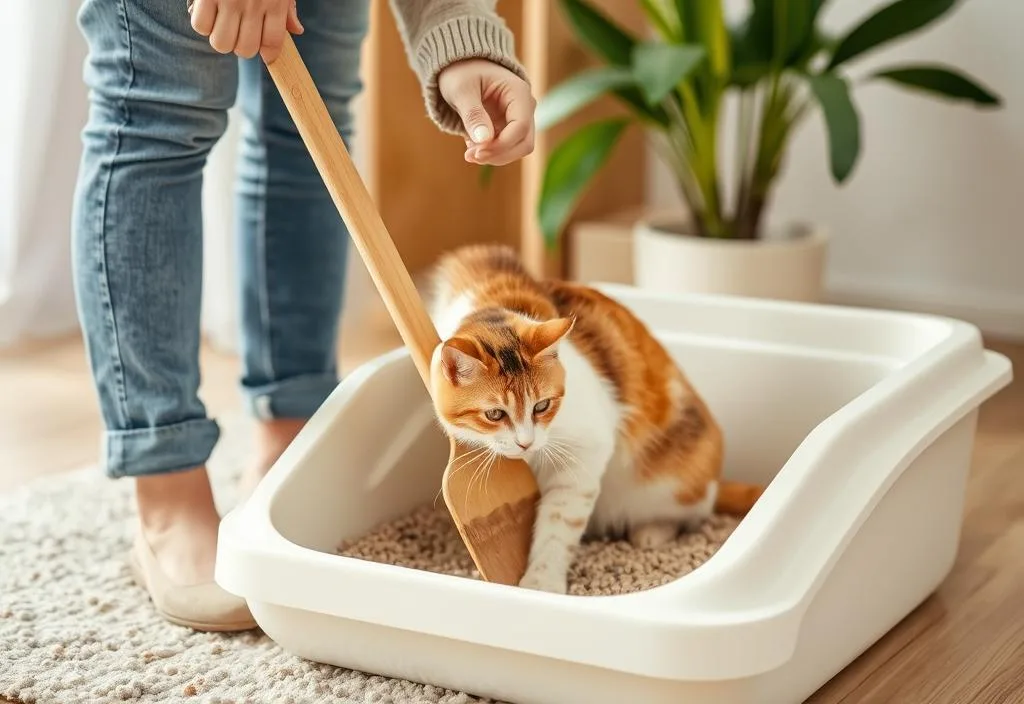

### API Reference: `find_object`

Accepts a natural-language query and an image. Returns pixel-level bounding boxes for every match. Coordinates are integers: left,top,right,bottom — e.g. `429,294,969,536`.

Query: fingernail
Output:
472,125,490,143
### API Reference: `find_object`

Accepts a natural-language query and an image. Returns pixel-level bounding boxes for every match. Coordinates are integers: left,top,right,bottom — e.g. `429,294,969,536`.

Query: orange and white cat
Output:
426,244,761,593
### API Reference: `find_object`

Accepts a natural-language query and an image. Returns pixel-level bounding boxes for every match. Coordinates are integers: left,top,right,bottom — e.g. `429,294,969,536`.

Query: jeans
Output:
72,0,369,478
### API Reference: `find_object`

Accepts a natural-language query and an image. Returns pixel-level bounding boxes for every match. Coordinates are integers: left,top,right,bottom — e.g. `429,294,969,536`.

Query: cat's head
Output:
430,310,574,459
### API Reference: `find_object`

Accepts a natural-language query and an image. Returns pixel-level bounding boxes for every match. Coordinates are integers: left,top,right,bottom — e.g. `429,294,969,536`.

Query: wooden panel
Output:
360,0,647,280
361,0,522,276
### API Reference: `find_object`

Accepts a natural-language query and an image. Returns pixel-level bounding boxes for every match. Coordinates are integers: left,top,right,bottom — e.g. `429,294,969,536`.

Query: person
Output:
71,0,535,632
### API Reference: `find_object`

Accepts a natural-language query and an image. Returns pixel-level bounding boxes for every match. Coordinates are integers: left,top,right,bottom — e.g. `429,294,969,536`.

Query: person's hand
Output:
438,59,536,167
187,0,304,63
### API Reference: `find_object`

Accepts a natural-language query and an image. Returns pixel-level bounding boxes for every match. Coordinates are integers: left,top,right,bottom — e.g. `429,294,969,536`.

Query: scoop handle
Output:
265,35,441,385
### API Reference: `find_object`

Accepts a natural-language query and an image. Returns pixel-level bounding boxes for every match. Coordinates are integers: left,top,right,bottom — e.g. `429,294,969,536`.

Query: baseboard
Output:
826,276,1024,342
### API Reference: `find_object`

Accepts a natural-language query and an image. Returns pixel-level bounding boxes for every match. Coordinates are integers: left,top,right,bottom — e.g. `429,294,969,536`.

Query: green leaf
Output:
772,0,812,65
792,27,837,69
806,73,861,182
734,4,772,65
478,164,494,188
729,0,827,86
536,67,638,131
871,65,1002,106
556,0,670,126
674,0,698,42
681,0,729,77
631,42,706,105
639,0,681,41
558,0,635,66
827,0,958,70
737,0,826,67
538,119,629,249
728,19,772,88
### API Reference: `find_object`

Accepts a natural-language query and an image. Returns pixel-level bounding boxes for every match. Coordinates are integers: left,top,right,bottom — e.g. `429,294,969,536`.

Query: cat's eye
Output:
534,399,551,414
484,408,506,422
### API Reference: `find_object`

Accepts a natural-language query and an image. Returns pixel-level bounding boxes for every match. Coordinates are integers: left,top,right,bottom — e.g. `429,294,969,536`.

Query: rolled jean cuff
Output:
103,418,221,479
243,372,339,420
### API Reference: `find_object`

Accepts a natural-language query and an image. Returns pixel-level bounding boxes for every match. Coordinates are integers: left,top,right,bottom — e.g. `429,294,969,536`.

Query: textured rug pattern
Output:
0,422,736,704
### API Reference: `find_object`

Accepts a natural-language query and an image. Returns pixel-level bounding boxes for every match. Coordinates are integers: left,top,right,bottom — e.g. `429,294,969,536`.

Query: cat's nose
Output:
516,440,533,450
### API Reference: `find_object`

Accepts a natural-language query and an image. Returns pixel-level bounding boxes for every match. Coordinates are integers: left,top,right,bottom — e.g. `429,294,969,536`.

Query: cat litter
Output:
215,284,1011,704
335,503,740,597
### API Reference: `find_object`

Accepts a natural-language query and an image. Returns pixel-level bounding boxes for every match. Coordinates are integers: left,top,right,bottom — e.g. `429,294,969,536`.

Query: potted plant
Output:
535,0,1002,301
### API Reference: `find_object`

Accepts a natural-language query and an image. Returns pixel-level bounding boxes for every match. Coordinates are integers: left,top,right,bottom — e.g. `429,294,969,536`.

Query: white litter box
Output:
216,284,1011,704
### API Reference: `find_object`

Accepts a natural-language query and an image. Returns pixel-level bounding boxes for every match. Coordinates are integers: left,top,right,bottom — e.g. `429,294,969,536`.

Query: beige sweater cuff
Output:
413,15,529,135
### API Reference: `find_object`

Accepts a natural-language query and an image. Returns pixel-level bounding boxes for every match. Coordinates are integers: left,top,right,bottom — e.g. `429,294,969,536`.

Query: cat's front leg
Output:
519,447,610,594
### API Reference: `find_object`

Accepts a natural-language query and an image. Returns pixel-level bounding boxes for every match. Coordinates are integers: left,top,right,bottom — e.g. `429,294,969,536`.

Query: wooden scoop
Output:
263,35,539,585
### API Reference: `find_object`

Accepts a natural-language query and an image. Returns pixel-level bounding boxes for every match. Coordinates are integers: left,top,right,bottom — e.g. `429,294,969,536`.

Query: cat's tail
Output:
714,480,764,516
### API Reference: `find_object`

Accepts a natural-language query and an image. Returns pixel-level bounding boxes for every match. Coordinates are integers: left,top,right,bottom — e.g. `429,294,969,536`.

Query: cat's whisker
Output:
546,441,583,490
433,444,491,508
539,446,556,472
482,450,498,504
547,442,574,463
467,449,495,508
546,441,577,473
543,445,576,486
450,444,491,468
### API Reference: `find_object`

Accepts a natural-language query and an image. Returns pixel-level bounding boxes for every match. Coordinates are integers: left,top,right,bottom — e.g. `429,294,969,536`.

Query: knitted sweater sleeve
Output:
388,0,528,135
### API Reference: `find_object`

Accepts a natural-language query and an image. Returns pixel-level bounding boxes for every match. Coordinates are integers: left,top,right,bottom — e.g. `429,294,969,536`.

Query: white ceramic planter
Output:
633,219,828,302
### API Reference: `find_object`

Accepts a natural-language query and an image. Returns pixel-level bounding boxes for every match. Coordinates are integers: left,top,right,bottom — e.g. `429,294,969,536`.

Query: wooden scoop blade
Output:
443,438,539,585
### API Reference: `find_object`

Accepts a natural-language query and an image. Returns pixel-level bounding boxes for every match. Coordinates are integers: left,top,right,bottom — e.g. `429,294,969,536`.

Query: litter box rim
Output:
216,287,1012,682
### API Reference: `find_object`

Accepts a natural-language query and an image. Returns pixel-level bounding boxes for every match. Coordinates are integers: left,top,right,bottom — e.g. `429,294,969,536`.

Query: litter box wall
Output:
216,285,1011,704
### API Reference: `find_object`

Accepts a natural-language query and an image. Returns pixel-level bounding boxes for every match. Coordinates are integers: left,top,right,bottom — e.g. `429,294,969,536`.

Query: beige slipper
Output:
128,535,258,632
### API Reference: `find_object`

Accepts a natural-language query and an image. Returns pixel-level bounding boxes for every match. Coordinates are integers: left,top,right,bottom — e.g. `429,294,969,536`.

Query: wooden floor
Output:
1,334,1021,703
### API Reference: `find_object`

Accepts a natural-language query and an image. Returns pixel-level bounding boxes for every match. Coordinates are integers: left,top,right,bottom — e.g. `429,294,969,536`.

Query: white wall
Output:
647,0,1024,339
0,5,87,346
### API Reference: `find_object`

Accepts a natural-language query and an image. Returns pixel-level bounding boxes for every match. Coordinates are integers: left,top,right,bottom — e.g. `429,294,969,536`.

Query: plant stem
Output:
652,129,707,236
736,72,797,240
732,87,755,236
671,86,726,237
705,91,726,237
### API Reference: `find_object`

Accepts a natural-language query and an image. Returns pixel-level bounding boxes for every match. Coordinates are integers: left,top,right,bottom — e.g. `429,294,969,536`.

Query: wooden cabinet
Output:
358,0,647,280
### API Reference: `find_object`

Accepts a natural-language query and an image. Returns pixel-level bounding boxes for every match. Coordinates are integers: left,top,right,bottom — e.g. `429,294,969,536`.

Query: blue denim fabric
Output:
72,0,369,478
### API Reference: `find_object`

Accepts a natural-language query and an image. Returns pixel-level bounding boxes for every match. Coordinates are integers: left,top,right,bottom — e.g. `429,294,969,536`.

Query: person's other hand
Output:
438,59,536,167
188,0,303,63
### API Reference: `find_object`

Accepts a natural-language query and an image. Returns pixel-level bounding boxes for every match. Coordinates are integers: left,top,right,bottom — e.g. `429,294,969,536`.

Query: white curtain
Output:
0,4,86,346
1,5,377,354
0,4,245,351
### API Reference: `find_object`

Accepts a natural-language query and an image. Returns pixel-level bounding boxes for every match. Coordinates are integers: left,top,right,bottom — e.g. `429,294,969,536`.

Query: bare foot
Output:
237,418,307,499
135,466,220,586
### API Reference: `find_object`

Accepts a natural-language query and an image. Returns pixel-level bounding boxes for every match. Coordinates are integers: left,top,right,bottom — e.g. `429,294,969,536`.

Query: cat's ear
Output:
525,317,574,360
440,336,486,385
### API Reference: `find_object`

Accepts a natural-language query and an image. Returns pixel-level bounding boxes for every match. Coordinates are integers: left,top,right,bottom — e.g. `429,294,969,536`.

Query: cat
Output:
425,244,763,594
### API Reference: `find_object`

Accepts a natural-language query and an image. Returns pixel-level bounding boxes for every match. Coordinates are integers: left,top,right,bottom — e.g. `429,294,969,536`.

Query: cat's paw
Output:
681,516,708,533
628,521,679,549
519,564,568,594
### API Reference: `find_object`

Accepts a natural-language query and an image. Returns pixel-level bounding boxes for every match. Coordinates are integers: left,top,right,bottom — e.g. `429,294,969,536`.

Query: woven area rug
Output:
0,418,495,704
0,417,737,704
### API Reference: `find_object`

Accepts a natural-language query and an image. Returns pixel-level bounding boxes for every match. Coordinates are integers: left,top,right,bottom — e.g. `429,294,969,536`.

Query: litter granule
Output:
337,504,739,596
